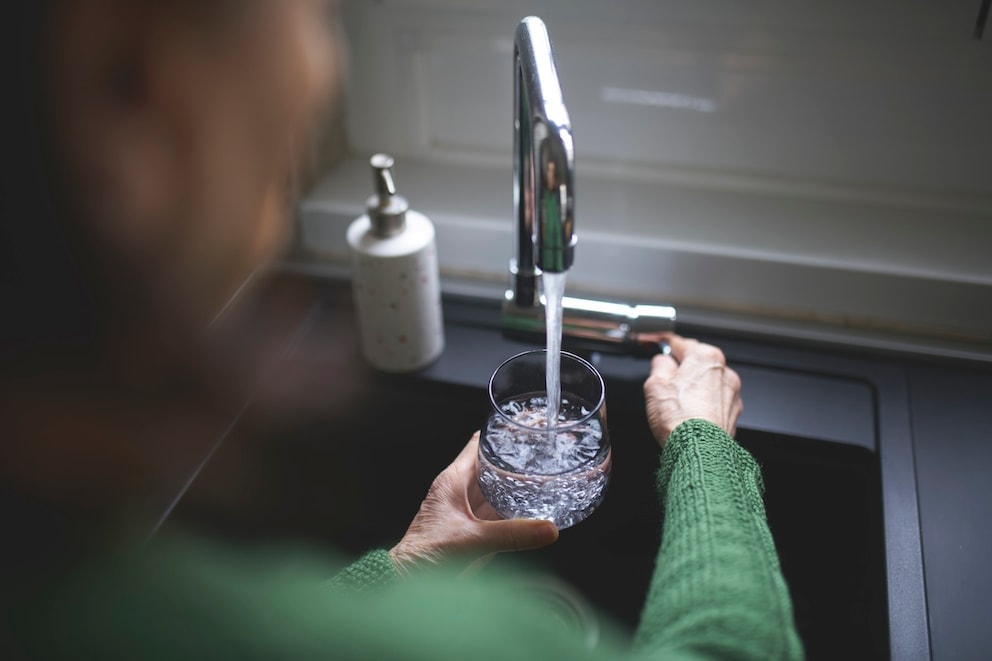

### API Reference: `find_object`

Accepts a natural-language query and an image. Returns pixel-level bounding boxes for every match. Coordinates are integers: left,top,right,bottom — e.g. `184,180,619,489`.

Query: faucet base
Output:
502,290,676,357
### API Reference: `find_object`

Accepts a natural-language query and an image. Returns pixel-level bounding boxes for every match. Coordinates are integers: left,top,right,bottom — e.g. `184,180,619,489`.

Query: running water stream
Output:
543,271,567,428
476,270,612,530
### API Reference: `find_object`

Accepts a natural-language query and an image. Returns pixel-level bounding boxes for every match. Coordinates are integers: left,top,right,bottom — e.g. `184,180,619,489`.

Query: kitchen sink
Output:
160,277,923,659
167,368,888,659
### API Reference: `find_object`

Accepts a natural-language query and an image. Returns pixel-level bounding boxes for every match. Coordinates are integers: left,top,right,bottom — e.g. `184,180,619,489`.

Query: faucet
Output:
510,16,575,306
503,17,677,355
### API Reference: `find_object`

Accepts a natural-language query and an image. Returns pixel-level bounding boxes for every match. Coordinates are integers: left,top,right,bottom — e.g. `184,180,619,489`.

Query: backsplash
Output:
298,1,992,358
342,0,990,204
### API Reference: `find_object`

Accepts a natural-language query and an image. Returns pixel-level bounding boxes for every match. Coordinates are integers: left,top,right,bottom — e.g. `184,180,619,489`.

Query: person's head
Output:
0,0,349,522
2,0,343,374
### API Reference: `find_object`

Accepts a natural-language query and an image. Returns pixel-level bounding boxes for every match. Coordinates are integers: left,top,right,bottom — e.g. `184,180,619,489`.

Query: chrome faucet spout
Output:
512,16,575,307
503,17,676,354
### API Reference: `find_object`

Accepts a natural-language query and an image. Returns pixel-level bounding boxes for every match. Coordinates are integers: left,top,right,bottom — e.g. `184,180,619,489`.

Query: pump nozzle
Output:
366,153,408,237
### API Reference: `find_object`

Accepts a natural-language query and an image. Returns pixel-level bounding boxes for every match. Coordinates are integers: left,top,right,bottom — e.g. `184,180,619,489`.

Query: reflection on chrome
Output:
502,18,676,356
601,86,717,113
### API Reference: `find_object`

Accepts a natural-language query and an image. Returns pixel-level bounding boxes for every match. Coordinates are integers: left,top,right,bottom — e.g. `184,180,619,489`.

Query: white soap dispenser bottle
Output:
347,154,444,372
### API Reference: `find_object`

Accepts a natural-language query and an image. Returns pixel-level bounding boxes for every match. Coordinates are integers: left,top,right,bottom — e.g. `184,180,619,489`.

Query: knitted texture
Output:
327,549,398,591
633,419,804,660
10,420,804,659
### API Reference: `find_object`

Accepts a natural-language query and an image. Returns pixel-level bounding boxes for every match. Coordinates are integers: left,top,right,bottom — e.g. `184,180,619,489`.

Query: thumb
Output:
482,518,559,553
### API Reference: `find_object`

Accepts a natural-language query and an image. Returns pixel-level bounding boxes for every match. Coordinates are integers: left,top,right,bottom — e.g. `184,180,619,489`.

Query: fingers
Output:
451,432,480,470
727,397,744,436
665,334,727,369
665,334,697,364
647,334,723,391
482,518,559,553
396,433,559,571
649,352,679,380
440,432,481,487
645,334,744,442
723,365,742,392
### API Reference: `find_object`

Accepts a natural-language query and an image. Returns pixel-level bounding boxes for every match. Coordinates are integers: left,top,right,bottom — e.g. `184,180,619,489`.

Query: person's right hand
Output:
643,334,743,450
389,434,559,575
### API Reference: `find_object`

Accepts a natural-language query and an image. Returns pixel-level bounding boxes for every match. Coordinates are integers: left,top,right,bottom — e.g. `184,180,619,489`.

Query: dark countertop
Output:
907,366,992,660
693,329,992,661
160,274,992,660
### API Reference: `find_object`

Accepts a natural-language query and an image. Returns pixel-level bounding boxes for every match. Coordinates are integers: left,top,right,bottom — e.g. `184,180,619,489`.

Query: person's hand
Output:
643,334,743,450
389,433,559,574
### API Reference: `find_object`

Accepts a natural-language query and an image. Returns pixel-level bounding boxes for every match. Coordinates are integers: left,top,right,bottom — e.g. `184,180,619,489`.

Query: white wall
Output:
300,0,992,355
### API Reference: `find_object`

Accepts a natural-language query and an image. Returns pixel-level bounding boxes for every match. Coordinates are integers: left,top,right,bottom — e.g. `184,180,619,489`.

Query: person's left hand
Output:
389,433,559,574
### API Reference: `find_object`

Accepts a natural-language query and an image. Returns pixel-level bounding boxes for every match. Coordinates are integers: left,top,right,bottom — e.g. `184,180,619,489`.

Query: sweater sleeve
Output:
326,548,398,591
632,419,804,661
16,421,803,660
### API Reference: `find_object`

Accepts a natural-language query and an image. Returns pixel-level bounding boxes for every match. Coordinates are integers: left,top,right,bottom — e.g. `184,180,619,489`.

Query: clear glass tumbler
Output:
477,349,611,529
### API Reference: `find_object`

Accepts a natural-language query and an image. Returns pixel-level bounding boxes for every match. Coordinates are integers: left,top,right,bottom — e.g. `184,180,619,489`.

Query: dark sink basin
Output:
167,369,888,659
158,274,909,658
736,429,888,659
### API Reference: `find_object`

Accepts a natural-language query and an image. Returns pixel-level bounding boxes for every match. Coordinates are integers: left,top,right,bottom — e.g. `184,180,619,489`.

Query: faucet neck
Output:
512,16,575,307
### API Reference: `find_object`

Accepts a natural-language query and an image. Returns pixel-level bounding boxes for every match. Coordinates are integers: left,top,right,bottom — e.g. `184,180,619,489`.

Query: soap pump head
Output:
366,153,408,238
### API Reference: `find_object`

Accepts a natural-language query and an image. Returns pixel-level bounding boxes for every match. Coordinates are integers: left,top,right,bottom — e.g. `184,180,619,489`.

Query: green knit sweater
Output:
10,420,803,660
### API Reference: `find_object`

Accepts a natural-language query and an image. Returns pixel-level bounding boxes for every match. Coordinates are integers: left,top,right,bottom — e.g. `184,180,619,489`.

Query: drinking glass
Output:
477,349,610,529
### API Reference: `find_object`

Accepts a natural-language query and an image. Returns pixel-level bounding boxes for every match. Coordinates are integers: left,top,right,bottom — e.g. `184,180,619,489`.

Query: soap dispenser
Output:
346,154,444,372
